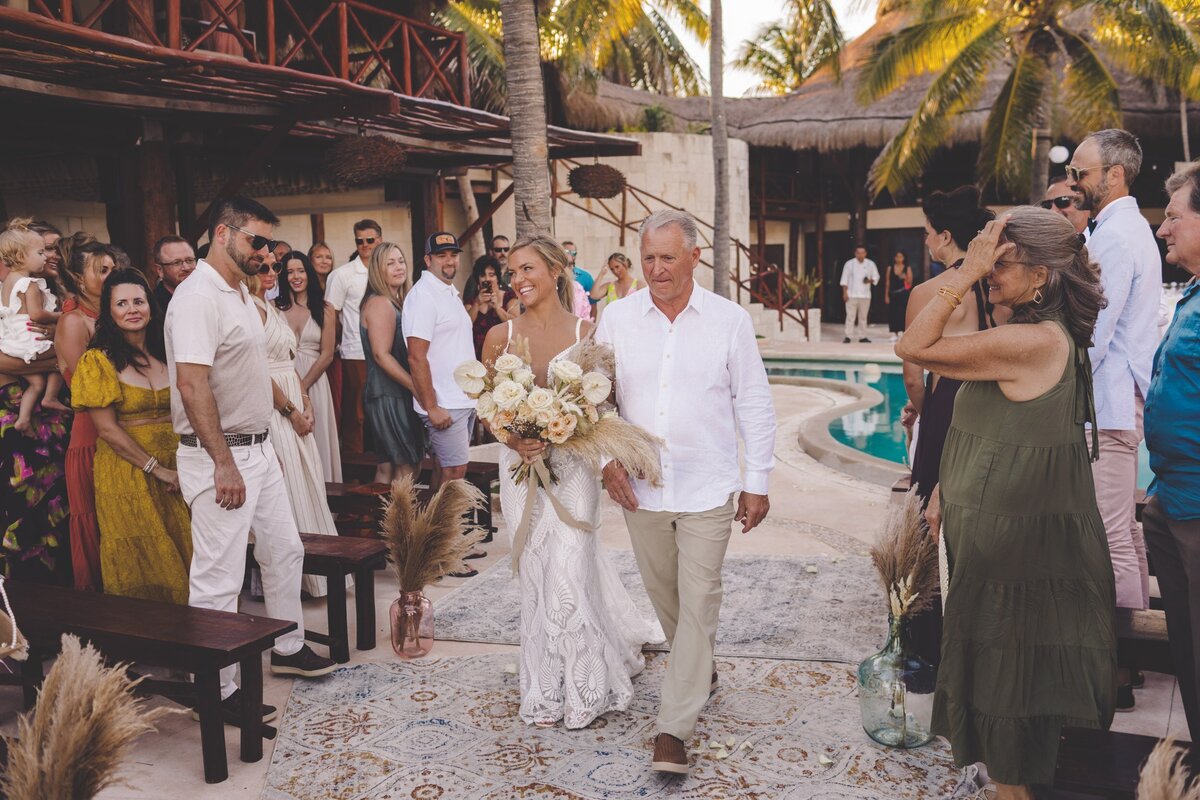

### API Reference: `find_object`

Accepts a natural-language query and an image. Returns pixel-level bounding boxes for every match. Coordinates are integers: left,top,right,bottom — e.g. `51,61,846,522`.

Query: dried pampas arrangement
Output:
1138,739,1200,800
2,634,173,800
870,488,938,619
382,476,487,592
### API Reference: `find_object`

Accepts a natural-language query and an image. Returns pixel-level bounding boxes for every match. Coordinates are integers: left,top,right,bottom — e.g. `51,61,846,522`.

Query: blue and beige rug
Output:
435,552,887,663
262,652,960,799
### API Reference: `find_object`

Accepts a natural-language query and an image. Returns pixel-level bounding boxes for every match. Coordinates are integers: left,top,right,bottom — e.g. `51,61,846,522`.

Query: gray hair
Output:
1166,161,1200,214
639,209,699,250
1085,128,1143,186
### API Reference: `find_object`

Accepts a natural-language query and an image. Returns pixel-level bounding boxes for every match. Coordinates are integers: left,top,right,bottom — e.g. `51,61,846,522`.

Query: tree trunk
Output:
710,0,730,299
1030,125,1052,206
1183,97,1192,163
500,0,552,239
456,174,486,266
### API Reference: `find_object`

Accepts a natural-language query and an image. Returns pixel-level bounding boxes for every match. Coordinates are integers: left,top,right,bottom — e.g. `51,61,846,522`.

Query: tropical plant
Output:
733,0,845,96
438,0,709,114
858,0,1200,201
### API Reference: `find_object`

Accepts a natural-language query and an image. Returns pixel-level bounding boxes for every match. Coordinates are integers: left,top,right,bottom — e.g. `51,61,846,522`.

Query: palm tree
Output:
500,0,552,237
712,0,729,299
733,0,844,96
858,0,1200,202
440,0,709,114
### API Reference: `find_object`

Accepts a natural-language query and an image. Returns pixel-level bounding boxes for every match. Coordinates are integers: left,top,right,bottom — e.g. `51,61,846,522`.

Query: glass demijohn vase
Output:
390,590,434,659
857,614,935,748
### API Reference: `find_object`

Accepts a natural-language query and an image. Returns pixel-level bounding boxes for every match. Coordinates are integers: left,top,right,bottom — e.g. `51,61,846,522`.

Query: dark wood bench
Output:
1055,727,1192,799
249,533,387,664
1117,607,1171,675
419,457,499,534
6,582,294,784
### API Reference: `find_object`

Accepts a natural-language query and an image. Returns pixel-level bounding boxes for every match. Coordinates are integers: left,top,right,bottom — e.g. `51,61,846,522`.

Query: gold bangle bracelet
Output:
937,286,963,307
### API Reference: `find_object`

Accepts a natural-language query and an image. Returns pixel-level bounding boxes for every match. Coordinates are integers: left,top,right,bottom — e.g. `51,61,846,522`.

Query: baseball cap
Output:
424,232,462,255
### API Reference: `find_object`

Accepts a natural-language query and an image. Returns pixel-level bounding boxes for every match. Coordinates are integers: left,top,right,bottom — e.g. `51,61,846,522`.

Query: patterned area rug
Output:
435,553,888,663
262,653,961,799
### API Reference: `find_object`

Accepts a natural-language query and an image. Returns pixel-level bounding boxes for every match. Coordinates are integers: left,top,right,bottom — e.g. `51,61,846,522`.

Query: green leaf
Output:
976,43,1050,196
1058,29,1122,138
858,10,997,103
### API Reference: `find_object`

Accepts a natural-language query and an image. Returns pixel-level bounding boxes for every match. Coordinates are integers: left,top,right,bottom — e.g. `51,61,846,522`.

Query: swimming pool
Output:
766,359,1152,489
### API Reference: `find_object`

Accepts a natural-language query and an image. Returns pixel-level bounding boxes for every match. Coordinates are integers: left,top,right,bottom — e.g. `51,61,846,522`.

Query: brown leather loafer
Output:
651,733,689,775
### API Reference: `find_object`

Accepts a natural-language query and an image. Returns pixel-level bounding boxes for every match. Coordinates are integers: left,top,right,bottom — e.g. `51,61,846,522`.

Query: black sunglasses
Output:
492,246,509,253
258,261,283,275
226,223,279,254
355,237,377,246
1040,196,1074,210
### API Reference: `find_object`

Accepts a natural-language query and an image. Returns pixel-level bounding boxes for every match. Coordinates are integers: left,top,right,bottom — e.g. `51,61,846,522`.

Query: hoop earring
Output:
1033,288,1044,305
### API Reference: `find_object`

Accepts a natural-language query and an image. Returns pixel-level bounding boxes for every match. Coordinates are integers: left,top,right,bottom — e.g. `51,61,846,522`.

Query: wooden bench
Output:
248,533,387,664
1117,607,1172,676
6,582,294,784
1055,727,1192,799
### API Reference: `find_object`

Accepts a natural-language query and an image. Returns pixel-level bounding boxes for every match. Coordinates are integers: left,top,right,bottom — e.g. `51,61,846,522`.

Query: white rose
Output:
492,380,527,411
494,354,525,374
476,392,497,419
534,408,555,427
453,360,487,395
550,359,583,384
581,372,612,405
512,367,535,388
526,387,555,412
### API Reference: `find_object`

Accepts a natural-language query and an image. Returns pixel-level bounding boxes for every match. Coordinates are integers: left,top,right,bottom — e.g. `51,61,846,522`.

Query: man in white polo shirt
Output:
403,231,476,488
325,219,381,456
166,196,336,725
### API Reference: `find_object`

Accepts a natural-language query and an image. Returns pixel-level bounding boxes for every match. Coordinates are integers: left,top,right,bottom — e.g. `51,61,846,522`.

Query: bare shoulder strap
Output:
504,319,514,353
574,316,583,343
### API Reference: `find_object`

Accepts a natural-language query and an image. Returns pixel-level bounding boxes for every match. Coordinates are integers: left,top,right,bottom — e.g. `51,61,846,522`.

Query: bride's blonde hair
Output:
509,235,575,312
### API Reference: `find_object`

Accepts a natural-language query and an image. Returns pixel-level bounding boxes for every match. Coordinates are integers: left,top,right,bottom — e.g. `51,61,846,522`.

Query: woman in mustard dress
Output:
71,270,191,604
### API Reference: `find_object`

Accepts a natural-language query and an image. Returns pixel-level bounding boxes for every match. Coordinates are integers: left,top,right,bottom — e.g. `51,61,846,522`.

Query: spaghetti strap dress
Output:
931,319,1116,785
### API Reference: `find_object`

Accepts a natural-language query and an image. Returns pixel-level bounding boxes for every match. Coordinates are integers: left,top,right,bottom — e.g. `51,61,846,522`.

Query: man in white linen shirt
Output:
596,209,776,776
325,219,381,456
167,196,336,724
1068,129,1162,627
840,245,879,343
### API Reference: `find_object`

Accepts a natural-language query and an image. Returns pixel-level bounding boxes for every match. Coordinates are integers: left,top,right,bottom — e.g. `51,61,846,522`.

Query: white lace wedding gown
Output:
498,320,662,729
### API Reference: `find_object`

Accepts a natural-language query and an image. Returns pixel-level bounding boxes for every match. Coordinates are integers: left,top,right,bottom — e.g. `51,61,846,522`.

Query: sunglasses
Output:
355,237,377,246
1040,196,1074,210
1064,164,1113,183
226,224,279,254
258,261,283,275
492,247,509,253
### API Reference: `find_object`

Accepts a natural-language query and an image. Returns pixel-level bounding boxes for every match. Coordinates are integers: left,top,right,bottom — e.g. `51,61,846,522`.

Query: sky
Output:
680,0,878,97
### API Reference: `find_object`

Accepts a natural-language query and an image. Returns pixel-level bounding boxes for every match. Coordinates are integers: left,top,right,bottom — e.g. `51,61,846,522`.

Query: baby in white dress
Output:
0,220,65,434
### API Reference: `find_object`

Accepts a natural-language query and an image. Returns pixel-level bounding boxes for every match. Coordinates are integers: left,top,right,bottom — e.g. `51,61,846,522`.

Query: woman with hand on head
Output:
897,208,1115,799
276,251,341,482
70,269,191,603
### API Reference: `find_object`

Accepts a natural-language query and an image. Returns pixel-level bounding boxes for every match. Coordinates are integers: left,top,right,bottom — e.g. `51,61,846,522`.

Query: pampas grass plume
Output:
382,476,487,592
1138,739,1200,799
2,634,173,800
870,488,938,619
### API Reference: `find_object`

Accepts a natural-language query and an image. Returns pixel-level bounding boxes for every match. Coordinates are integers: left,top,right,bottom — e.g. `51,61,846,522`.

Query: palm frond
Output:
857,9,997,103
733,24,797,96
732,0,844,96
435,0,507,112
381,476,486,592
977,42,1051,195
1058,29,1122,138
868,19,1007,197
2,634,173,800
1089,0,1200,97
651,0,710,45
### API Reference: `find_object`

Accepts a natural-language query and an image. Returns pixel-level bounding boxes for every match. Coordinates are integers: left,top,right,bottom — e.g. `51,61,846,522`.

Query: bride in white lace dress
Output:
481,236,662,730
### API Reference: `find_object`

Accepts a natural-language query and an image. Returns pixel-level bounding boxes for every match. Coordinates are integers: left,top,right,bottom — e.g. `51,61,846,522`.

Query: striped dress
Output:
257,298,340,597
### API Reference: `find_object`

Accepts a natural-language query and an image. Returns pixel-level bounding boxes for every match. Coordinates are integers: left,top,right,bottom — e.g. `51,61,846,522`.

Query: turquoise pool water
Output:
766,359,1152,489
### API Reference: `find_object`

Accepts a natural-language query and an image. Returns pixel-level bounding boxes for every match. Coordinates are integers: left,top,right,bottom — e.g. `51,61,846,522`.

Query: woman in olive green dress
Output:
896,207,1115,799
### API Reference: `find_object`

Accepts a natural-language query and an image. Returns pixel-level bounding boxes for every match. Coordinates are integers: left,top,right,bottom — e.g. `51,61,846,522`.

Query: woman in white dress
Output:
276,251,342,482
480,235,661,730
247,264,339,598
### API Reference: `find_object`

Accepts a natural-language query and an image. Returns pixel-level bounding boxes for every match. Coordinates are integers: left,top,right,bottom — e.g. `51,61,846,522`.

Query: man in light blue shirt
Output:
1069,129,1162,621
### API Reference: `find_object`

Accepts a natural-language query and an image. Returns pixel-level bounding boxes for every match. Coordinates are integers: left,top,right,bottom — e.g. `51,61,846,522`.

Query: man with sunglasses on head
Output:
152,235,197,310
1068,129,1163,710
1043,176,1091,238
166,196,337,726
326,219,382,456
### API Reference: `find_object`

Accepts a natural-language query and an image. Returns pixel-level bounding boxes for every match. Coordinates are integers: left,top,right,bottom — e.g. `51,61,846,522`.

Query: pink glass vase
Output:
390,590,434,659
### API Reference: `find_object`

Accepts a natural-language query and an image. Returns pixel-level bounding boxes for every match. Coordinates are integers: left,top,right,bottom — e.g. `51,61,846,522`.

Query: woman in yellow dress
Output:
71,269,191,603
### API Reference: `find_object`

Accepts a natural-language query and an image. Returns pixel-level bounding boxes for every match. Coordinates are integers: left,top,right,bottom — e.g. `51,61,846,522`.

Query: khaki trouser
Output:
624,496,736,741
1091,392,1148,609
844,296,871,339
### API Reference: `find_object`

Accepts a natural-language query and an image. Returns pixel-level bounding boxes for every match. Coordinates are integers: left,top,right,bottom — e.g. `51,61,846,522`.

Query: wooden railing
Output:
549,159,809,338
28,0,471,105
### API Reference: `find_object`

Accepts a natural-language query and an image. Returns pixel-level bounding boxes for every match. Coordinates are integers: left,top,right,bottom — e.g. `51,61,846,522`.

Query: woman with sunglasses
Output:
246,255,341,598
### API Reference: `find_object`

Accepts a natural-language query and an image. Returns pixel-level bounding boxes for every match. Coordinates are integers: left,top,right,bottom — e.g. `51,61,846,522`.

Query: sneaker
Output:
1116,682,1135,712
948,764,986,798
1132,669,1146,689
842,337,852,343
859,337,871,343
651,733,689,775
270,644,338,678
191,689,277,725
889,334,898,342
